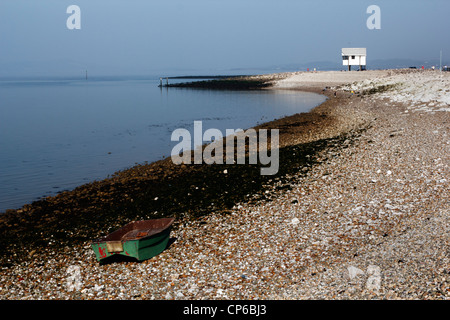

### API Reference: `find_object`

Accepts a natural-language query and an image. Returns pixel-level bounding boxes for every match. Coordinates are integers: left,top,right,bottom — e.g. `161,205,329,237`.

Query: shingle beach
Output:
0,69,448,300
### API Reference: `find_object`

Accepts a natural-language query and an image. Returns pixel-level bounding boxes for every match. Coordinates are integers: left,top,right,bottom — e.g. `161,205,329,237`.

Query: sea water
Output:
0,77,326,212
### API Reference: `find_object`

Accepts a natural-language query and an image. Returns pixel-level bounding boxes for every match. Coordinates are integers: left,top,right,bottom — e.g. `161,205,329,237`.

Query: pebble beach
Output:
0,69,448,300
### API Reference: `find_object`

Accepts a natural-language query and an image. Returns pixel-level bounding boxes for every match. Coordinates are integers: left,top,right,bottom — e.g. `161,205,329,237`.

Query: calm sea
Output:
0,77,326,212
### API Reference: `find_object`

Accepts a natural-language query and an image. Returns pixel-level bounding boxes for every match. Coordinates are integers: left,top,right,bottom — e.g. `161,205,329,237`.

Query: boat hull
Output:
91,218,174,263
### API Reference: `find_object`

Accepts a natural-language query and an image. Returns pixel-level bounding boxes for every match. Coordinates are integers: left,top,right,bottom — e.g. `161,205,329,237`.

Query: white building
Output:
342,48,367,71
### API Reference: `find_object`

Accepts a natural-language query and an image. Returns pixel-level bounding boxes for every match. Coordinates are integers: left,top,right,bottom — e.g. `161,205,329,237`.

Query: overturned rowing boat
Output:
91,218,174,263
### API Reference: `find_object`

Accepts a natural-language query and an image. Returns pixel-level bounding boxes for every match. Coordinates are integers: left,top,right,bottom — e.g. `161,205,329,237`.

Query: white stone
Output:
347,266,365,280
366,265,382,291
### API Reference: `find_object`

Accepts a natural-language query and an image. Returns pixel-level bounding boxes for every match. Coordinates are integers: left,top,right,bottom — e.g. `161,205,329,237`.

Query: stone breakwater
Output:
0,69,448,300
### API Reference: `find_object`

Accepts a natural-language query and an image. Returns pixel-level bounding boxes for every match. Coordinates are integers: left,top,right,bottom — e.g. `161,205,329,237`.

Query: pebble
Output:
348,266,365,280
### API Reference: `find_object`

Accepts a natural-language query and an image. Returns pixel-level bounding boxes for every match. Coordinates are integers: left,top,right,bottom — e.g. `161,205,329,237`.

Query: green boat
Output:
91,218,174,263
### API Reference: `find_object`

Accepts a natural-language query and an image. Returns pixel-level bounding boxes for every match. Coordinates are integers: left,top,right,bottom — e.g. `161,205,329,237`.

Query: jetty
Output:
158,74,276,90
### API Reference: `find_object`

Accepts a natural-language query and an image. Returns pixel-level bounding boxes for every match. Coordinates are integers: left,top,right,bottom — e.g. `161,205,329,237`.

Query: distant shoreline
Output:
159,74,284,89
166,75,249,79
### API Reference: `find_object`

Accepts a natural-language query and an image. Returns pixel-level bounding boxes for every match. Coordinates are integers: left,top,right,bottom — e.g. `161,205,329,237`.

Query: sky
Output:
0,0,449,78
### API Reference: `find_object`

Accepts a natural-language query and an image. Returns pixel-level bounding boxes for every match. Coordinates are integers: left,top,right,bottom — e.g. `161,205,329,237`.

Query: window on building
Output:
343,56,349,60
351,55,356,59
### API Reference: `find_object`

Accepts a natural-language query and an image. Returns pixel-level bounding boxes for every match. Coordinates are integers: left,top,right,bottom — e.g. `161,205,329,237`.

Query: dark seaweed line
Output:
0,129,362,267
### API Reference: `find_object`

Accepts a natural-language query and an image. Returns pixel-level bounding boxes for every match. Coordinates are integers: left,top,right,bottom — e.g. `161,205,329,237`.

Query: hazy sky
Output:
1,0,449,77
